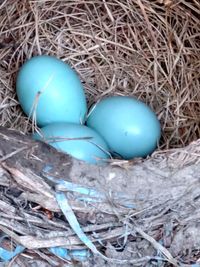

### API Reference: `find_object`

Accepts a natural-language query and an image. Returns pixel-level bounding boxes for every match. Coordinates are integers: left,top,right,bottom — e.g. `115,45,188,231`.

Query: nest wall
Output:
0,0,200,150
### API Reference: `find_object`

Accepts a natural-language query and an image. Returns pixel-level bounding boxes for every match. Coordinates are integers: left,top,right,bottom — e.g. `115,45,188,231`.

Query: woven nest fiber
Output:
0,0,200,266
0,0,200,148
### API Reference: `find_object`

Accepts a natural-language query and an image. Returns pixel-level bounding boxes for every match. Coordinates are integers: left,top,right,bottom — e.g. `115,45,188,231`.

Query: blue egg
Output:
33,122,110,164
16,55,87,126
86,96,161,159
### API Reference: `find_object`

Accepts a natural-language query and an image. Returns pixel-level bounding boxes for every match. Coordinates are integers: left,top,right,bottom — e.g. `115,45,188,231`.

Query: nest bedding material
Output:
0,0,200,266
0,0,200,149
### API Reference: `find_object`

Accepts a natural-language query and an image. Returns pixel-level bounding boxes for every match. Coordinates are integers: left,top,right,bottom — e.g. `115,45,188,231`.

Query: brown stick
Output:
0,126,200,264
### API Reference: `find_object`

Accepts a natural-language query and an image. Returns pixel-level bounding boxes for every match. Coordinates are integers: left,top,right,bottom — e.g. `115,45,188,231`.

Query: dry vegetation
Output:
0,1,200,266
0,0,199,150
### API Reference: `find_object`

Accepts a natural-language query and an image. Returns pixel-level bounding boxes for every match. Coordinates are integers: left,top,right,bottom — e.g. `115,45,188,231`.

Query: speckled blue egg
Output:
16,55,87,126
86,96,161,159
33,122,110,165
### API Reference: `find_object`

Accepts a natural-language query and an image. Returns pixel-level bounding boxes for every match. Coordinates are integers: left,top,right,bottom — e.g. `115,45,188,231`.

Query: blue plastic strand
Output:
42,165,137,209
0,245,25,262
49,247,91,261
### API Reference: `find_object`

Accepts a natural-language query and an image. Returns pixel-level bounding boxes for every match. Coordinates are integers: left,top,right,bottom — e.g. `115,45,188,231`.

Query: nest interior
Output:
0,0,200,150
0,1,200,266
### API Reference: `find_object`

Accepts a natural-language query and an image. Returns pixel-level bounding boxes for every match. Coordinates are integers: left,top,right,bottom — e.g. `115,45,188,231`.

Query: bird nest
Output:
0,0,200,266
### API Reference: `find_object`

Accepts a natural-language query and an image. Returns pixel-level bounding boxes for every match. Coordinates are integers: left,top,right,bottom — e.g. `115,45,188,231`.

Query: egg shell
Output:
33,122,110,165
16,55,87,126
86,96,161,159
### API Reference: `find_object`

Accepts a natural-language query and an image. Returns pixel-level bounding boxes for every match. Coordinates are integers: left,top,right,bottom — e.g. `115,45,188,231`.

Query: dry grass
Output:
0,0,200,149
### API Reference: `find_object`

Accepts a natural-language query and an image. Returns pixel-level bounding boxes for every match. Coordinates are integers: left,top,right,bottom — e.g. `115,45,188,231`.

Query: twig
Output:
0,146,29,162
